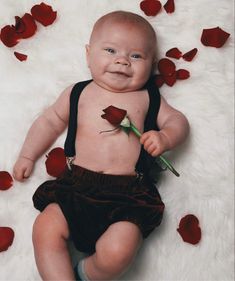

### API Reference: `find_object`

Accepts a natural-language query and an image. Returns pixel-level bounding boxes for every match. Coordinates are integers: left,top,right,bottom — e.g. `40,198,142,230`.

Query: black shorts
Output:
33,165,164,253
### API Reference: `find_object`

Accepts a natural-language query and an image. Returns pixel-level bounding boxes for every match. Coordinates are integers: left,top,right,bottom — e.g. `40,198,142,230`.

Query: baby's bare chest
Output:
77,87,149,132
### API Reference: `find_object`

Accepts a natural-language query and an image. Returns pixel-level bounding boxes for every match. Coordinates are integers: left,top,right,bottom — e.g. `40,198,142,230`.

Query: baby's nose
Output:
115,56,130,66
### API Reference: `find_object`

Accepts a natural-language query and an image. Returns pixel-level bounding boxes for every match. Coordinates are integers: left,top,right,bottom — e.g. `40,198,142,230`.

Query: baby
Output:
13,11,189,281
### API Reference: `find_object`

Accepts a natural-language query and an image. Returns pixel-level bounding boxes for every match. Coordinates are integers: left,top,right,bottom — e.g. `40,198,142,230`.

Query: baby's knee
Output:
96,241,136,275
32,204,69,244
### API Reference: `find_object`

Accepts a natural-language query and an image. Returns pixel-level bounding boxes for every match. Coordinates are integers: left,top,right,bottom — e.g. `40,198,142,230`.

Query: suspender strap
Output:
64,79,92,157
135,76,161,175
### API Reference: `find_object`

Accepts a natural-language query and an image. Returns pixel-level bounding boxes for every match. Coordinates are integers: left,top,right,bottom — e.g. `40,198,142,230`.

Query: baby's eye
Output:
104,48,115,54
131,54,142,59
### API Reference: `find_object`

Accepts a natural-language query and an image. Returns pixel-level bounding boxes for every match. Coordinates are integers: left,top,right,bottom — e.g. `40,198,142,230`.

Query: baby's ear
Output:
85,44,90,68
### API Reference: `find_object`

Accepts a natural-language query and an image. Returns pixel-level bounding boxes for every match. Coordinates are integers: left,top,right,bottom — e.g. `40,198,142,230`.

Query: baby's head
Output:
86,11,157,92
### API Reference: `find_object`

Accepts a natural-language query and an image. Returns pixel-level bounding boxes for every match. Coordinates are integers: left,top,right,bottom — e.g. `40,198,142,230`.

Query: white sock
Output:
77,259,90,281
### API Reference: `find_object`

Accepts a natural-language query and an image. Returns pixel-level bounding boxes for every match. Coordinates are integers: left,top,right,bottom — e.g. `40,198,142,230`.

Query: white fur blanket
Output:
0,0,234,280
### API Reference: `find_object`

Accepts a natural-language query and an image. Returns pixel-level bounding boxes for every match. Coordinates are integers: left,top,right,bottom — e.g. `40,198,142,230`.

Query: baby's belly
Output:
73,133,141,175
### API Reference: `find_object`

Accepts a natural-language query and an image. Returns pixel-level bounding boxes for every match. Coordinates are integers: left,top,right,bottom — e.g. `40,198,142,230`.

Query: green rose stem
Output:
121,118,180,177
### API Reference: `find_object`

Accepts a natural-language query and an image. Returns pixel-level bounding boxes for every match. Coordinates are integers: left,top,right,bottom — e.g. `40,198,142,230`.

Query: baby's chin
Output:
93,79,145,93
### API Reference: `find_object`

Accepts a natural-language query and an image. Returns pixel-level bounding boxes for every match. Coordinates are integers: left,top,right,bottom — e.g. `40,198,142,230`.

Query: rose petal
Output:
164,72,177,87
0,227,14,252
14,51,28,61
0,171,13,190
163,0,175,13
15,13,37,39
176,69,190,80
45,147,66,178
31,2,57,26
155,74,165,87
140,0,162,16
158,58,176,76
182,48,198,61
201,26,230,48
177,214,201,245
101,106,127,126
166,47,182,59
0,25,20,47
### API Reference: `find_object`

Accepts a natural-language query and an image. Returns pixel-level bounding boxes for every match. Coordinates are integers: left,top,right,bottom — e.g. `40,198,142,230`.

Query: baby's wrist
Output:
159,130,172,151
19,155,35,162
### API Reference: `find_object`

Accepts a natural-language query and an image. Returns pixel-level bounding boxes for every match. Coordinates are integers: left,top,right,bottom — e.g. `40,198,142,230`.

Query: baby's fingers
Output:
13,168,26,182
140,132,151,144
23,166,33,179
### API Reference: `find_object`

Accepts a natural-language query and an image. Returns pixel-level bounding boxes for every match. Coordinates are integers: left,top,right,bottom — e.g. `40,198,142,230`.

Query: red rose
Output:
101,106,127,126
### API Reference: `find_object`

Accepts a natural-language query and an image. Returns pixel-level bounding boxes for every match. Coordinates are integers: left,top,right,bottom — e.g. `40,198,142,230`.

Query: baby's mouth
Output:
108,71,130,78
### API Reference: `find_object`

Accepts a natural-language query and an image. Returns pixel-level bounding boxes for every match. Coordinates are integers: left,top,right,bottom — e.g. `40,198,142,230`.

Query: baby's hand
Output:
140,130,170,157
13,157,34,182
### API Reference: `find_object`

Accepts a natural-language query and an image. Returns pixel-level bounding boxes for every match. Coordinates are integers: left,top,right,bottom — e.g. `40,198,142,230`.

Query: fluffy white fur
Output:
0,0,234,280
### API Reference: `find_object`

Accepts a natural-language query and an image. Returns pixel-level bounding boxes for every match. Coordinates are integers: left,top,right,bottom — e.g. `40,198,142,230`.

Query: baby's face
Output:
86,22,156,92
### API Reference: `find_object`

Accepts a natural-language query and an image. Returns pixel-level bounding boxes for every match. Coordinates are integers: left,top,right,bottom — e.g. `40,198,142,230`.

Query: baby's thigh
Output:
33,203,70,241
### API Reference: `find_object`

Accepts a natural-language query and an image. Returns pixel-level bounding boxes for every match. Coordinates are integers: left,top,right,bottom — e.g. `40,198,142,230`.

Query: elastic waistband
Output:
69,164,139,187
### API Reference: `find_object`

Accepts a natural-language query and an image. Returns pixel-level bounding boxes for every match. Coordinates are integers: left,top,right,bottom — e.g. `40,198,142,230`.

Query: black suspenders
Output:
135,76,161,176
64,77,161,175
64,79,92,158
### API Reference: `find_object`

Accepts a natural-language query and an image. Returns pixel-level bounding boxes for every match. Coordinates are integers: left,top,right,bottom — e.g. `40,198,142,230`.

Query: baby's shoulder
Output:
50,84,75,113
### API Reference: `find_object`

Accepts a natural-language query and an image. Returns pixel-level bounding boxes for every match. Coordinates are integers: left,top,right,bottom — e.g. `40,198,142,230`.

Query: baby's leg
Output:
84,221,142,281
32,203,75,281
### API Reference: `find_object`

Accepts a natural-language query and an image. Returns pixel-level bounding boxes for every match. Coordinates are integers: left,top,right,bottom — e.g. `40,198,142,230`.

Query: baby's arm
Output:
13,85,73,181
140,96,189,157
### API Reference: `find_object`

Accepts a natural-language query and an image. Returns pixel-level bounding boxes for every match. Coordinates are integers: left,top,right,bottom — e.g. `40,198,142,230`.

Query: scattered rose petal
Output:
201,27,230,48
140,0,162,16
177,214,201,245
31,2,57,26
166,47,182,59
15,13,37,39
163,0,175,13
164,72,177,86
14,51,28,61
0,25,20,47
155,74,165,87
0,171,13,190
101,106,127,126
176,69,190,80
182,48,198,61
158,58,176,76
0,227,14,252
45,147,66,178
